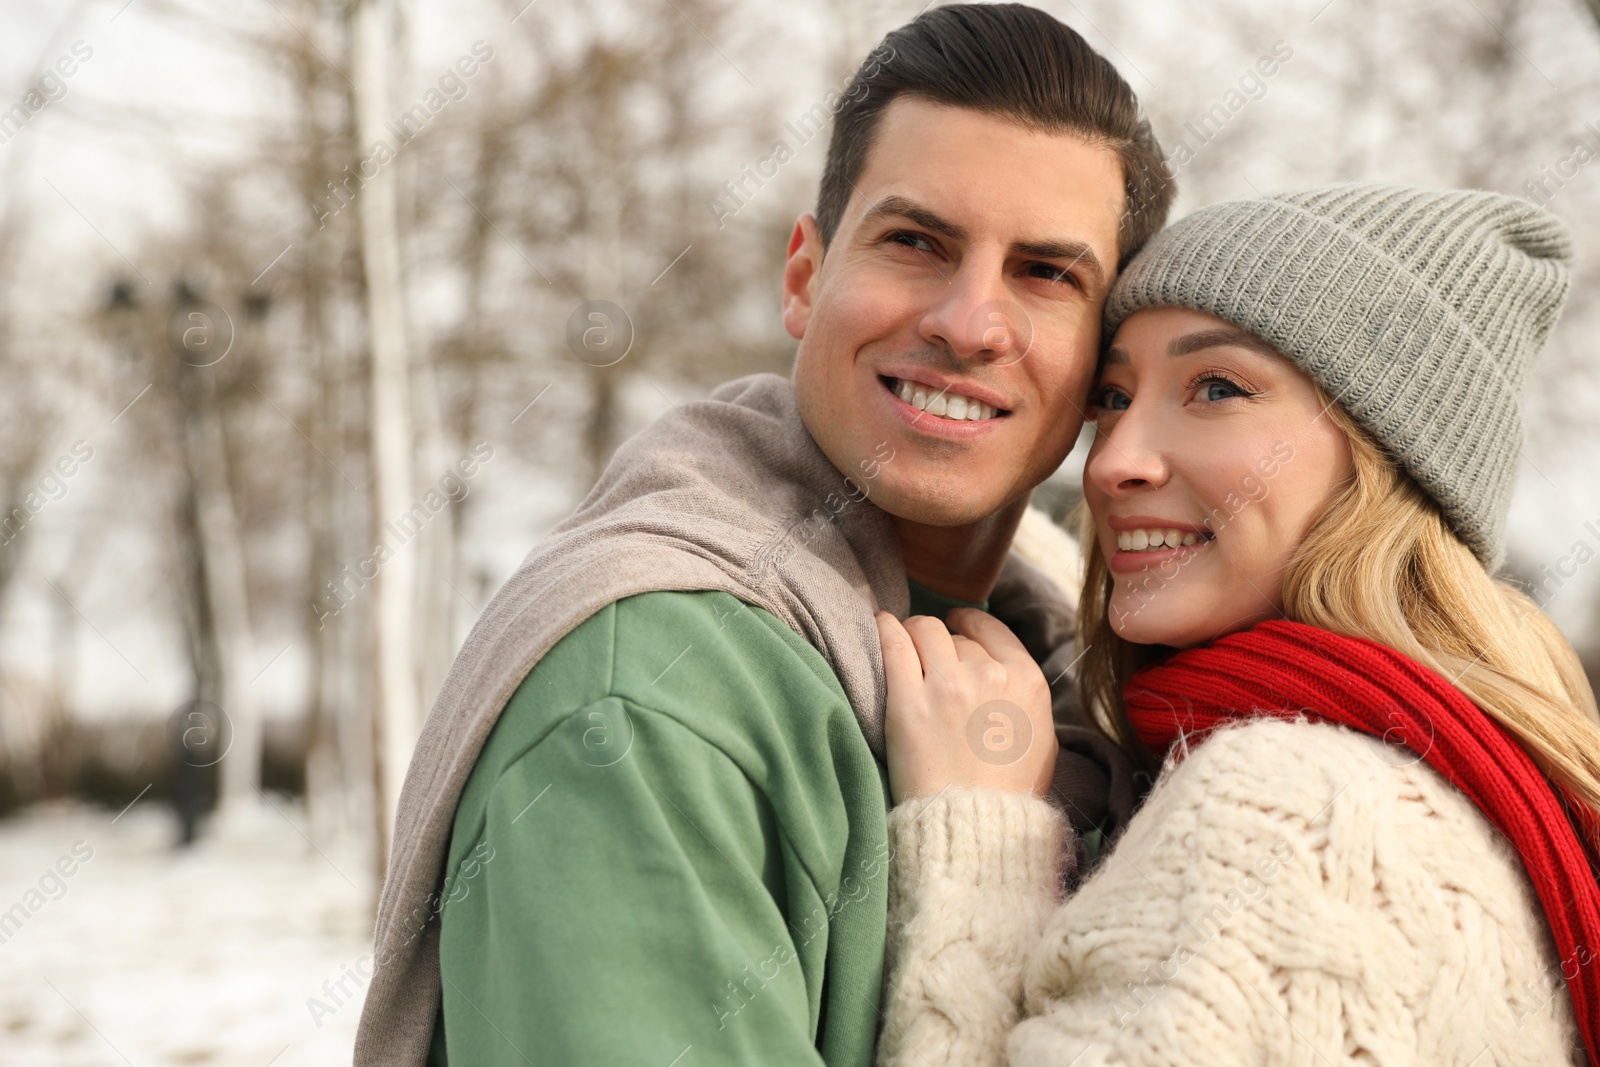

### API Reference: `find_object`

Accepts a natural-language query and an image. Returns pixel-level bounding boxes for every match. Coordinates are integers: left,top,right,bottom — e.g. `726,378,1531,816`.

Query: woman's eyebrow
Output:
1168,328,1281,359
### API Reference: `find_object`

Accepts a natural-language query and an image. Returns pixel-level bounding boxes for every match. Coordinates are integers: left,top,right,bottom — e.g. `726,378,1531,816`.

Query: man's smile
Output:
881,374,1007,421
877,373,1012,440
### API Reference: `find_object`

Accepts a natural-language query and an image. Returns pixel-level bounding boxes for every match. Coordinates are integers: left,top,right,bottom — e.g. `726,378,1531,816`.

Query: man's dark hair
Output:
816,3,1174,268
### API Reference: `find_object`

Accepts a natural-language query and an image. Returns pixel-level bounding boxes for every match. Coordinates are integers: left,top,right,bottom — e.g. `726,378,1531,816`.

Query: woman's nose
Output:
1085,404,1171,494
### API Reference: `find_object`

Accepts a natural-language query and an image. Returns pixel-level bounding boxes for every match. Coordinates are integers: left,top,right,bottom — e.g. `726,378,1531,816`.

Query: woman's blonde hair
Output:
1077,398,1600,844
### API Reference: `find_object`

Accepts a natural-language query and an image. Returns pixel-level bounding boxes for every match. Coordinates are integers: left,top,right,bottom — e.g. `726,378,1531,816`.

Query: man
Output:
354,6,1173,1065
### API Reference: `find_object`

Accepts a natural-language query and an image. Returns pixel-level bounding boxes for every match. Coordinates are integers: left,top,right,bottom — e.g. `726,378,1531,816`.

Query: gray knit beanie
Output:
1105,183,1573,567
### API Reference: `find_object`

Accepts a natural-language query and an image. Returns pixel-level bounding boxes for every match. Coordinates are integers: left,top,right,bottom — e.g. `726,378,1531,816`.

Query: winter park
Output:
2,0,1600,1064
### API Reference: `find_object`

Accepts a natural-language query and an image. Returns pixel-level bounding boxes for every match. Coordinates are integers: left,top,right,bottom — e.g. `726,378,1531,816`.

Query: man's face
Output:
784,96,1125,527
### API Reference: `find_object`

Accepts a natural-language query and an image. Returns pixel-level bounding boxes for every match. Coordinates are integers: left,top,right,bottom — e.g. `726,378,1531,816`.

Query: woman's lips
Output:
1107,538,1212,575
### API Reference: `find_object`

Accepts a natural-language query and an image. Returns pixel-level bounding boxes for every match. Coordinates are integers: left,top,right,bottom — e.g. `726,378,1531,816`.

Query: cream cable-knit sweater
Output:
879,718,1582,1066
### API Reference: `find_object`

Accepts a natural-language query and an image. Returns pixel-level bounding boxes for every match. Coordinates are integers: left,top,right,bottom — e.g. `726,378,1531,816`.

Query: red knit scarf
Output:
1123,619,1600,1065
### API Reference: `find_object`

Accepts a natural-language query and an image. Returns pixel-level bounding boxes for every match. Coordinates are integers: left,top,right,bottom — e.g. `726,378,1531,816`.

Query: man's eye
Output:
1028,263,1077,288
888,230,933,252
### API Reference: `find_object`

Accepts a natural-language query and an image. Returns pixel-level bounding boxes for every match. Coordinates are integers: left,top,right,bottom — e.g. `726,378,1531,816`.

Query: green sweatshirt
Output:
431,584,964,1067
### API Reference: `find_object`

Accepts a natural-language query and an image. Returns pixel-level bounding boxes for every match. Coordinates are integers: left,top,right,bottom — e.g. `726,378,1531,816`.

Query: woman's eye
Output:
1093,385,1130,411
1197,378,1249,402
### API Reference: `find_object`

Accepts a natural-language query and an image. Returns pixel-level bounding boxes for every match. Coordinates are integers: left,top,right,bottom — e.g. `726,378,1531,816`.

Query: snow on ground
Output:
0,798,375,1067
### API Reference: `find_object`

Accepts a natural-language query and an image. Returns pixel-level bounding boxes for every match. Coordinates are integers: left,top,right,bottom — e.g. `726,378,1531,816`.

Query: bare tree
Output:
410,0,799,484
1579,0,1600,34
352,0,420,874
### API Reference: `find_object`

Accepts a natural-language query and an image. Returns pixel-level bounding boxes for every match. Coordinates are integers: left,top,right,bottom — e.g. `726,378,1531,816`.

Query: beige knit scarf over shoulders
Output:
353,372,1080,1066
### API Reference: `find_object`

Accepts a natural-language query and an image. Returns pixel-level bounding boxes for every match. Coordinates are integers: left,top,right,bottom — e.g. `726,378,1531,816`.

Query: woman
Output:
874,184,1600,1066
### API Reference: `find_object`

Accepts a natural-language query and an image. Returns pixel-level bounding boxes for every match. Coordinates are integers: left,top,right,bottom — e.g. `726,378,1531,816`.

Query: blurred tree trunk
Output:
280,1,364,859
584,367,618,486
173,417,225,727
186,366,261,812
0,141,51,633
353,0,419,878
416,358,458,707
303,230,343,845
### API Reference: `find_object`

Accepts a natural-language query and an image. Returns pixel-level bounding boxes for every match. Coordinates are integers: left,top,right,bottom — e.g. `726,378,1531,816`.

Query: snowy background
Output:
0,803,368,1067
1,0,1599,1062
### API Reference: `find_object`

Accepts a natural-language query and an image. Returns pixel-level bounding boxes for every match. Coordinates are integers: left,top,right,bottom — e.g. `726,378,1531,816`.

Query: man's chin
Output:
868,477,1017,529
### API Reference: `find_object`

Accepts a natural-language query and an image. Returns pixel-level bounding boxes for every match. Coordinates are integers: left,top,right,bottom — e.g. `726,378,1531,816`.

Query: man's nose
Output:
918,256,1031,364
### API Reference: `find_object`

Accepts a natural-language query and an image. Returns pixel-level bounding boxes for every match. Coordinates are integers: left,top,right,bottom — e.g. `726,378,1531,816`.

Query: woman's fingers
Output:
877,608,1058,803
948,633,990,664
901,614,961,678
946,608,1036,673
875,611,926,690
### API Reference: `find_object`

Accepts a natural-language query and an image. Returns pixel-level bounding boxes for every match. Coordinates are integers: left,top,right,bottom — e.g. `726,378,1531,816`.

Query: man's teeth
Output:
1116,528,1205,552
893,378,998,421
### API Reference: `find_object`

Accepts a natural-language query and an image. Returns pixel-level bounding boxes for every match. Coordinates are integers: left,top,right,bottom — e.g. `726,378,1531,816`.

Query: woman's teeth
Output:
1116,528,1205,552
892,378,998,421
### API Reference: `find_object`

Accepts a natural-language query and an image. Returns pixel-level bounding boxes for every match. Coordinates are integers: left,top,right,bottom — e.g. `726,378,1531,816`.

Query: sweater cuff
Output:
887,787,1072,895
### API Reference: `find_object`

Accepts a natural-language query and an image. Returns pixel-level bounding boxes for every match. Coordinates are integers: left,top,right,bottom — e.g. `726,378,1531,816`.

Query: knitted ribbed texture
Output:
878,788,1070,1067
1007,718,1580,1066
1124,619,1600,1067
1106,184,1573,566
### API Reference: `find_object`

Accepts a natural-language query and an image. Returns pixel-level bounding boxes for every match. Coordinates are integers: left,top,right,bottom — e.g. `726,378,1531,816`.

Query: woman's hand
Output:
877,607,1058,804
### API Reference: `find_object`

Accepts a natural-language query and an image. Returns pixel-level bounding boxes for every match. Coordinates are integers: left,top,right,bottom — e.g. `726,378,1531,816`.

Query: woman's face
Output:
1084,307,1354,649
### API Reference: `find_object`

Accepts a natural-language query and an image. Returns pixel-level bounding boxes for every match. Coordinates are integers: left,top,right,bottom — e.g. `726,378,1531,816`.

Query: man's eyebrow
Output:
859,196,967,242
1169,328,1281,359
1013,239,1105,289
860,195,1107,288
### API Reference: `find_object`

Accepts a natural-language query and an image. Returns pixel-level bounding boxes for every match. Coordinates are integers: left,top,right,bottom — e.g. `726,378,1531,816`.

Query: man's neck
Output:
891,496,1029,605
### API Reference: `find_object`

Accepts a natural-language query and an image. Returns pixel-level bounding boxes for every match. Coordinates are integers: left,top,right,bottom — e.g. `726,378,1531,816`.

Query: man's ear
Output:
782,213,825,341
